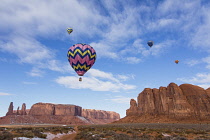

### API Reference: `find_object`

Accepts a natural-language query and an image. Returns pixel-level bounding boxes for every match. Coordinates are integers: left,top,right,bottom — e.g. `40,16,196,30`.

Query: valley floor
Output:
0,123,210,140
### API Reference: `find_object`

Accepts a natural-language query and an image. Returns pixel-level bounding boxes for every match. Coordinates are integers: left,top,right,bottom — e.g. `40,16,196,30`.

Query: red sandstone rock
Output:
82,109,120,119
29,103,82,116
1,102,120,125
206,88,210,97
120,83,210,123
6,102,14,116
126,99,138,116
16,107,20,115
21,103,27,115
82,109,120,124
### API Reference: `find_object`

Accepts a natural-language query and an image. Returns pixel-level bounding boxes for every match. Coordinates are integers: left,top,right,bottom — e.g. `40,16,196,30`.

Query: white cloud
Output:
105,96,134,104
0,36,72,77
0,0,106,38
125,57,141,64
27,68,44,77
1,0,210,75
184,59,201,66
0,37,51,64
0,92,12,96
120,39,174,61
117,74,135,81
87,69,119,83
178,73,210,89
55,69,136,92
184,56,210,69
202,56,210,69
178,73,210,83
197,84,210,89
150,40,174,56
22,81,37,85
0,0,108,77
90,42,118,59
157,0,200,16
46,60,72,73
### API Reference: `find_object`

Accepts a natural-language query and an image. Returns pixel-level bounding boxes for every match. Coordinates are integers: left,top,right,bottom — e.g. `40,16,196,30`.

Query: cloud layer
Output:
55,69,136,92
1,0,210,87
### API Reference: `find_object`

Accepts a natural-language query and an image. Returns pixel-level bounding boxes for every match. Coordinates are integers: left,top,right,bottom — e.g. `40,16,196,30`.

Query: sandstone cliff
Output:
117,83,210,123
29,103,82,116
0,102,120,125
82,109,120,124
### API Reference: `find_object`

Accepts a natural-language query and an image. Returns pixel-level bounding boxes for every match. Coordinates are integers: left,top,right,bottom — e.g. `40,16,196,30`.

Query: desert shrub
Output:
112,133,130,140
156,134,163,139
126,130,133,134
23,131,34,138
104,130,115,136
0,127,7,131
174,129,183,134
22,127,33,130
172,136,187,140
185,129,194,134
139,133,153,139
75,131,92,139
140,128,146,131
164,129,172,133
99,133,105,138
36,133,47,138
0,131,14,140
193,130,207,134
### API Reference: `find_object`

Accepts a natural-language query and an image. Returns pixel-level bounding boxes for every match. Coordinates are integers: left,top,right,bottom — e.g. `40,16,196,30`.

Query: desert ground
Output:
0,123,210,140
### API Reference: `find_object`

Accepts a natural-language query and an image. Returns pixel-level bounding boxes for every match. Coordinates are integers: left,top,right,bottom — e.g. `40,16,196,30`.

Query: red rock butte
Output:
0,102,120,125
116,83,210,124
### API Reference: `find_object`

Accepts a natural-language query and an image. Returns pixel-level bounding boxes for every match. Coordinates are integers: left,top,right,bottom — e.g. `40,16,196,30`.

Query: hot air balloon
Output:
67,28,73,34
67,43,96,81
147,41,154,47
175,60,179,64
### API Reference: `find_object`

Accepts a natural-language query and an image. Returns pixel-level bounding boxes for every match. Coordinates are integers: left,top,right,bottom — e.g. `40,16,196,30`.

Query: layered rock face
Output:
82,109,120,119
82,109,120,124
121,83,210,123
1,102,120,125
29,103,82,116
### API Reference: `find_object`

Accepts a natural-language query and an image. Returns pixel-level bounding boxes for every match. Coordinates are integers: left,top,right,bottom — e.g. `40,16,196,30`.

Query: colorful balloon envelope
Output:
67,43,96,77
147,41,154,47
67,28,73,34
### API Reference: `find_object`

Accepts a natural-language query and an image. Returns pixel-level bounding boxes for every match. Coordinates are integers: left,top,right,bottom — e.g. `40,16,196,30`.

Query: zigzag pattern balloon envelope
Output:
67,43,96,76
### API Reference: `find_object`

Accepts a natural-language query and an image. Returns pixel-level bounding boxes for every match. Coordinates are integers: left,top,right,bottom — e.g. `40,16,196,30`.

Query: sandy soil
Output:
52,126,78,140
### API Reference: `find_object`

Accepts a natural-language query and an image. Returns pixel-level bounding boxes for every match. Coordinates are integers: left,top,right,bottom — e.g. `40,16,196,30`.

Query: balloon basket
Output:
79,77,82,82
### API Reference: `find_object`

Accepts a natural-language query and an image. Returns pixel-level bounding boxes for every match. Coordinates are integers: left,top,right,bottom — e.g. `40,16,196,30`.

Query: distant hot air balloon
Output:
175,60,179,64
67,43,96,81
147,41,154,47
67,28,73,34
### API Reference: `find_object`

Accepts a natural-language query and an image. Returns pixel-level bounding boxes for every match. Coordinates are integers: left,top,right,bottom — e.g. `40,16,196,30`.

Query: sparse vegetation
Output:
75,123,210,140
0,123,210,139
0,125,74,139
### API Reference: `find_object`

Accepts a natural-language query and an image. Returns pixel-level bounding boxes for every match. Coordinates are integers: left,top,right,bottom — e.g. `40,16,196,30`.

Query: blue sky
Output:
1,0,210,118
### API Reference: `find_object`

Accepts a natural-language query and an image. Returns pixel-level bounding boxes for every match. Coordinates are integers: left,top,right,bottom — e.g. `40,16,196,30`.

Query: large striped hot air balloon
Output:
67,43,96,81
